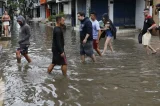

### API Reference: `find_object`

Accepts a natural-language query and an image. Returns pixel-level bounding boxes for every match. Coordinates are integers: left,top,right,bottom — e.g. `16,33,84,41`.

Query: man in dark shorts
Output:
47,16,67,76
90,11,102,56
77,12,96,63
16,15,31,63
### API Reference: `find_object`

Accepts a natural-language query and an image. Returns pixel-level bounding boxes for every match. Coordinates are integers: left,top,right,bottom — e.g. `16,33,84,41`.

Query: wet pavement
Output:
0,20,160,106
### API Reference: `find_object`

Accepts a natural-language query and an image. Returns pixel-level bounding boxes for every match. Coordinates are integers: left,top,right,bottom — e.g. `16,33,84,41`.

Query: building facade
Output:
32,0,40,18
73,0,145,29
0,0,6,16
34,0,147,29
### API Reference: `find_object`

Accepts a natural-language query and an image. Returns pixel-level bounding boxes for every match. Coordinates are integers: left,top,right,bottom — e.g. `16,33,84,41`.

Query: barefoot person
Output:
101,13,114,55
47,16,67,76
16,15,31,63
77,12,96,63
142,8,157,54
90,11,102,56
1,11,10,37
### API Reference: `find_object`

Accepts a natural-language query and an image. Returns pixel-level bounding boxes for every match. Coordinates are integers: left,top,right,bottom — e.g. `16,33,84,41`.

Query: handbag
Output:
138,31,143,44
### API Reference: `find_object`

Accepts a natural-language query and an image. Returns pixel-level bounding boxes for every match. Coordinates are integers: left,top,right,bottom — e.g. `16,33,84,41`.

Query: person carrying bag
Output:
141,8,157,54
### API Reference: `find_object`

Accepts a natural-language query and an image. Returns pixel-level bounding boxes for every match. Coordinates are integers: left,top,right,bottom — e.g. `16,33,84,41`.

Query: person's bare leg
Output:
108,41,113,53
148,45,156,53
61,65,67,76
6,26,8,37
91,54,96,62
96,49,102,56
23,54,32,63
95,45,102,56
102,37,111,55
81,55,85,63
4,26,7,37
144,45,150,54
16,50,21,63
47,64,55,73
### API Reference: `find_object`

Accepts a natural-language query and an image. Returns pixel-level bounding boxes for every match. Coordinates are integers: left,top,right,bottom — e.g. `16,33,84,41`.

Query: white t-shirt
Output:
91,20,100,40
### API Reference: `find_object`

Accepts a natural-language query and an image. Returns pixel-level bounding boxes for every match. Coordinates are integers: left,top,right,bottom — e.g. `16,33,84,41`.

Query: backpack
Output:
109,19,117,39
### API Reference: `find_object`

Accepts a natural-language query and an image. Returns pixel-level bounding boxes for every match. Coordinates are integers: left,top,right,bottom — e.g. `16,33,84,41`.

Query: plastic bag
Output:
142,32,151,45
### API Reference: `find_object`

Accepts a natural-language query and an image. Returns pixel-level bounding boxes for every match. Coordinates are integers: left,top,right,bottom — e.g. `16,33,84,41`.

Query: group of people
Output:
15,8,159,76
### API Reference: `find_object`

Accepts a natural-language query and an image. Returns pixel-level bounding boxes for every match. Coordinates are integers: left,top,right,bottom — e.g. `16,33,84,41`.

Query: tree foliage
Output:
7,0,27,17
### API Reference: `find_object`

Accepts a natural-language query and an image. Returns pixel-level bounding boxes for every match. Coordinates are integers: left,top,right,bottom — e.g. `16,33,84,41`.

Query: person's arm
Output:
148,24,157,30
18,26,31,44
8,15,11,21
148,18,157,31
96,22,102,41
97,30,102,41
83,21,92,43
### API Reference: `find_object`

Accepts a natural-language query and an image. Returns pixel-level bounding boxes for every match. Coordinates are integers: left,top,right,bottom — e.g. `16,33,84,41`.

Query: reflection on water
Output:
0,21,160,106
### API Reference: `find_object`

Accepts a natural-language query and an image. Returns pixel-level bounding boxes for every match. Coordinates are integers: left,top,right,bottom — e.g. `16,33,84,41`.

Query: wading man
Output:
47,16,67,76
90,11,102,56
77,12,96,63
16,15,32,63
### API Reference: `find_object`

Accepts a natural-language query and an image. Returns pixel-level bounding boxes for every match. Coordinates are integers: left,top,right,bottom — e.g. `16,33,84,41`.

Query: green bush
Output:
56,12,65,17
48,15,56,22
48,12,65,22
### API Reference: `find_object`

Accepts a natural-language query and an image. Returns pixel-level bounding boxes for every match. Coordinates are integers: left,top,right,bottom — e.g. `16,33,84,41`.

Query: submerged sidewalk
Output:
30,18,140,34
73,26,140,34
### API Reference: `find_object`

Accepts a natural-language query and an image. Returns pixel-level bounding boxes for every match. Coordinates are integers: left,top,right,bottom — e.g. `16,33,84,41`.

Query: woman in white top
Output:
2,11,11,37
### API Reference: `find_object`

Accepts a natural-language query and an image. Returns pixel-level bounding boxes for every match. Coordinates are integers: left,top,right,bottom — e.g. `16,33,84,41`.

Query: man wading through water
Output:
90,11,102,56
142,8,158,54
48,16,67,76
77,12,96,63
16,15,32,63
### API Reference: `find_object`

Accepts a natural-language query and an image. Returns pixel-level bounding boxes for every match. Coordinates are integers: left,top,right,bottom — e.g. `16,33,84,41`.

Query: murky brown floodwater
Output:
0,20,160,106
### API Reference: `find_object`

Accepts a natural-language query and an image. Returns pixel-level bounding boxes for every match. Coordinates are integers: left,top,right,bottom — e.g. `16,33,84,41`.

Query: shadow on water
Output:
0,21,160,106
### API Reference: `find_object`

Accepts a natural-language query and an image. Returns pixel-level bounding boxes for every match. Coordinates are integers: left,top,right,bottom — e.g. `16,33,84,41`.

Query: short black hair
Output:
77,12,85,17
102,13,109,21
90,11,97,16
56,16,62,22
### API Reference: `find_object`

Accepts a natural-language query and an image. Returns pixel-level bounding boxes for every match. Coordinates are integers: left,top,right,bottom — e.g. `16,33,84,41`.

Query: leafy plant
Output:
56,12,65,17
48,15,56,22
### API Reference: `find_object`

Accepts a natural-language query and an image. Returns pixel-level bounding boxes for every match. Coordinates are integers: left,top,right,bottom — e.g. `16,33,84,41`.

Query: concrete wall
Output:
33,9,37,17
135,0,145,29
153,0,160,26
40,5,46,19
63,1,71,14
108,0,113,22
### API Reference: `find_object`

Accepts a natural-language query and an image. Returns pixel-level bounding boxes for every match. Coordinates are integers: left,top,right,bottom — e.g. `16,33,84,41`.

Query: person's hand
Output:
61,52,65,57
147,28,151,32
83,39,87,44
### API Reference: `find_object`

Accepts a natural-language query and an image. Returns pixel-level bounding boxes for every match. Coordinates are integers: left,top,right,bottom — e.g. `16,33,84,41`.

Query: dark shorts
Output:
93,40,99,50
106,30,112,38
17,44,29,55
52,50,67,65
80,41,94,57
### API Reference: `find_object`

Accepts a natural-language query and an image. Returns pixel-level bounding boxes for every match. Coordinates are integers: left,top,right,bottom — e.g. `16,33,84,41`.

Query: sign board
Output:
56,0,61,3
56,0,69,3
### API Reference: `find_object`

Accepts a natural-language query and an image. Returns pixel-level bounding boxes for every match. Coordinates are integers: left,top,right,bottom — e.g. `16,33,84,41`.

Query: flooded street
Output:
0,20,160,106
